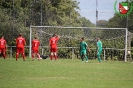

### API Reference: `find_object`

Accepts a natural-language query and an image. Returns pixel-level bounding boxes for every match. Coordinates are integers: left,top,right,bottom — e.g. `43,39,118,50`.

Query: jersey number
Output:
19,40,22,44
35,43,37,46
0,41,4,45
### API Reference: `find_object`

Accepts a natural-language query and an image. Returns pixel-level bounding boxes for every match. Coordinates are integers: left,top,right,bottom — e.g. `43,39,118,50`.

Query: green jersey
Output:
80,41,88,51
97,40,102,63
97,40,102,50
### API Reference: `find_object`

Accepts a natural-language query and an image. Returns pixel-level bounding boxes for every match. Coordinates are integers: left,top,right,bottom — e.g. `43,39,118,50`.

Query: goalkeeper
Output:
79,37,90,62
97,37,102,63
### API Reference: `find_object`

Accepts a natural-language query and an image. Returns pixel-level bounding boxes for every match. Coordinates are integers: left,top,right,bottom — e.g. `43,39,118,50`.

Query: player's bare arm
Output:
56,35,60,38
88,47,90,52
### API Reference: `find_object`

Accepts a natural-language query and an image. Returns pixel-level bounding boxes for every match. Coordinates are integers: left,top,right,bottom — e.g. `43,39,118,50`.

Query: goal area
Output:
29,26,128,62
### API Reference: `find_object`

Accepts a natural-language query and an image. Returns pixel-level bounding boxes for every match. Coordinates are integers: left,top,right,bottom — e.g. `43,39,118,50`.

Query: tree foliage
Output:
1,0,131,60
107,2,133,33
0,0,94,46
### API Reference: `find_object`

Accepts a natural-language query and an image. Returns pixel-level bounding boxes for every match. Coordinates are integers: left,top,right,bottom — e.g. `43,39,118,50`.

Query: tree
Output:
0,0,94,46
107,1,133,33
97,20,108,27
80,17,95,27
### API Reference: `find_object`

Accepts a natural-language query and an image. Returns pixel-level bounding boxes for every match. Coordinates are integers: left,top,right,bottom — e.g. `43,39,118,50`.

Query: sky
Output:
77,0,127,24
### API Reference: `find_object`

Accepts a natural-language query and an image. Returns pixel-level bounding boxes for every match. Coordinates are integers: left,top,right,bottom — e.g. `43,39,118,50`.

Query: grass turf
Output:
0,58,133,88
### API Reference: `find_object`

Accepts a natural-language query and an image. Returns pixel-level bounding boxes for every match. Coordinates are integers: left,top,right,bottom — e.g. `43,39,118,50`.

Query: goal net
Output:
29,26,128,62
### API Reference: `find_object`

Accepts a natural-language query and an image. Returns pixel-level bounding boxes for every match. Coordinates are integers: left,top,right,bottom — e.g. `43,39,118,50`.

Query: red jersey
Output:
16,37,26,48
32,39,40,49
49,37,59,48
0,38,6,48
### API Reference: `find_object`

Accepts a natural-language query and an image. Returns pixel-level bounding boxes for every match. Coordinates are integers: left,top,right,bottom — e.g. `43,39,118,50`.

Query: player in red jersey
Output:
0,36,6,59
49,34,60,60
16,33,26,61
32,36,41,61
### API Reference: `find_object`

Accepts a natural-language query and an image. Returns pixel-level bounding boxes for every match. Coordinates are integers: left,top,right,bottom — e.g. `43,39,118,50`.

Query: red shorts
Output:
16,47,25,53
50,47,57,52
0,48,6,53
32,48,39,53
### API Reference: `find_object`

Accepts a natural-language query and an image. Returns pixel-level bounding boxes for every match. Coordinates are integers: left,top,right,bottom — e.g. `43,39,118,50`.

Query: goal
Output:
29,26,128,62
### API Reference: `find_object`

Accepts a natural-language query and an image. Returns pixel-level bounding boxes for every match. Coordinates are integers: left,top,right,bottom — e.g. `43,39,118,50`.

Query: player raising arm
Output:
49,34,60,60
16,33,26,61
32,36,41,61
0,36,7,59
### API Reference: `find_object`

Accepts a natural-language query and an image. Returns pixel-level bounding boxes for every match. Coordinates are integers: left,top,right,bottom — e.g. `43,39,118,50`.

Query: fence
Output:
3,46,132,61
0,0,133,62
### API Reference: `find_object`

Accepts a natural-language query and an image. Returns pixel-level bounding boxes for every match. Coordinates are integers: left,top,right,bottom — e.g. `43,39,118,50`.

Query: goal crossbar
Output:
29,26,128,62
30,25,126,30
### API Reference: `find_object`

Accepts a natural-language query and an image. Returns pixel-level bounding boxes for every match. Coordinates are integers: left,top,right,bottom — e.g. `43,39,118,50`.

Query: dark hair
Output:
81,37,85,40
53,34,56,37
34,36,37,39
19,33,22,36
1,36,4,38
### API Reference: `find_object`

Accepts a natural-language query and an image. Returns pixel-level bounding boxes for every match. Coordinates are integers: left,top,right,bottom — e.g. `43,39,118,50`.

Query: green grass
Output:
0,58,133,88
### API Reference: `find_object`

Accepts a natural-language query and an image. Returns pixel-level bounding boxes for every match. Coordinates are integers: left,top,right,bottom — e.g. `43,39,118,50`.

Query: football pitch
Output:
0,58,133,88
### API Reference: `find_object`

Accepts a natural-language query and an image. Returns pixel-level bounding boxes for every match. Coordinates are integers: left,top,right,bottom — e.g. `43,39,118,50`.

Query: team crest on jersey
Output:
114,0,133,17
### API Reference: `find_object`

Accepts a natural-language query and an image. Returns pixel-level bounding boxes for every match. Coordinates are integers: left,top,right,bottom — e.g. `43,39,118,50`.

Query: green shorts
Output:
97,49,102,56
80,50,87,56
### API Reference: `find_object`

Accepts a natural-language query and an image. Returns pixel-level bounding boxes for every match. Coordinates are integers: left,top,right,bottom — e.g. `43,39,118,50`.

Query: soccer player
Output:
32,36,41,61
16,33,26,61
79,37,90,62
97,37,102,63
49,34,60,60
0,36,6,59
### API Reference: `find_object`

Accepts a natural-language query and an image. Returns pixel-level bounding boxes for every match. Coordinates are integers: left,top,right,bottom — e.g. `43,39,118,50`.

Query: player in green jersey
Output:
97,38,102,63
79,37,90,62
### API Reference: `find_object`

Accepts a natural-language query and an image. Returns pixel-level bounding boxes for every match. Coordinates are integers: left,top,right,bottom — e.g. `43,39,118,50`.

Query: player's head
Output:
1,36,4,39
19,33,22,37
34,36,37,39
52,34,56,37
97,37,100,41
81,37,85,41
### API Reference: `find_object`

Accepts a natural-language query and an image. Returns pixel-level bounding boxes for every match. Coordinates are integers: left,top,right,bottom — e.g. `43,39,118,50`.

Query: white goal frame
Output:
29,26,128,62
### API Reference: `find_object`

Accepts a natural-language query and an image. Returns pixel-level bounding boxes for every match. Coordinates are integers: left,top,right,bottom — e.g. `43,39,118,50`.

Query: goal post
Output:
29,26,128,62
